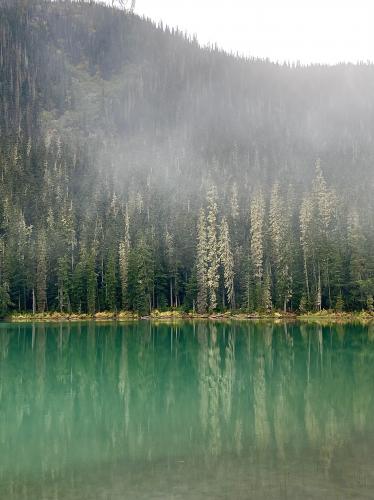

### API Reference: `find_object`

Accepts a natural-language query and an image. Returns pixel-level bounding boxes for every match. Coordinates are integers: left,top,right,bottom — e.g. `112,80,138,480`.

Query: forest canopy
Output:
0,0,373,316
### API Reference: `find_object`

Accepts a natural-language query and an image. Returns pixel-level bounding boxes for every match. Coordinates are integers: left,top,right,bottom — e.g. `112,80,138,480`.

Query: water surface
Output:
1,321,374,499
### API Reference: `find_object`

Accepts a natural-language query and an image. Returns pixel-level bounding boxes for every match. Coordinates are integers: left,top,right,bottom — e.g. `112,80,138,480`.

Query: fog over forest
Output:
0,0,373,315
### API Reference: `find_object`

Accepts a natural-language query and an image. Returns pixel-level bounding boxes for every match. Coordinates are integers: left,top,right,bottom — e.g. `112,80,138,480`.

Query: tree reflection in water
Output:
0,321,374,499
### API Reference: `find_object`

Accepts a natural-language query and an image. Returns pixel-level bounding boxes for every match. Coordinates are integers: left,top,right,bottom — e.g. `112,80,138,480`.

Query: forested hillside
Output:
0,0,373,315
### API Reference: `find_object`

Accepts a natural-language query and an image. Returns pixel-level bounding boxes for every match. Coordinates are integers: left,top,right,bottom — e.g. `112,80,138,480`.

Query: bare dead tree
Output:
111,0,136,11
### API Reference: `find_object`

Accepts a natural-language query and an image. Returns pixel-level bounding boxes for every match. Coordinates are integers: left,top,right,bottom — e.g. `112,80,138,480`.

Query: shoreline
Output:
2,310,374,324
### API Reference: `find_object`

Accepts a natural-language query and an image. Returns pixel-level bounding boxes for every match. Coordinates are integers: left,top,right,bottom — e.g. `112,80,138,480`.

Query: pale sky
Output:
126,0,372,65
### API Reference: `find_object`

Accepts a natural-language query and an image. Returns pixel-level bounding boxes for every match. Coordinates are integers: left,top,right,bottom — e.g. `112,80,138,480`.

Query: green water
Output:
1,321,374,499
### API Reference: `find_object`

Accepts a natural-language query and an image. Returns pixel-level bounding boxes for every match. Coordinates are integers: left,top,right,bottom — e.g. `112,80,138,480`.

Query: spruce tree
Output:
57,255,71,312
86,247,97,315
206,184,219,311
196,209,208,313
249,190,265,310
119,206,130,310
0,282,11,318
312,161,339,309
36,230,47,313
347,208,366,308
269,183,293,312
105,248,117,311
299,195,313,309
165,229,178,308
129,235,154,315
219,216,235,308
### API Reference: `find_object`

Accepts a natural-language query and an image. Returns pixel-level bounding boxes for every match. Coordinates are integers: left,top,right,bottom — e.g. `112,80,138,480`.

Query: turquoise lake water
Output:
1,321,374,499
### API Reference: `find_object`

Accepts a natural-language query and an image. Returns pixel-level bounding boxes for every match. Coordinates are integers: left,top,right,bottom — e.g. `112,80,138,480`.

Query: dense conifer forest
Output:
0,0,373,316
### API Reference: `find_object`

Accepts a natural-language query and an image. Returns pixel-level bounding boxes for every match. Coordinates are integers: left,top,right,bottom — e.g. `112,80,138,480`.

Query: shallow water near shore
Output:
1,321,374,499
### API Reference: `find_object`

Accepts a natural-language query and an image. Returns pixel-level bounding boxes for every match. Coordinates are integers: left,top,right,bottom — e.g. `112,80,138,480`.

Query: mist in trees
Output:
0,0,373,316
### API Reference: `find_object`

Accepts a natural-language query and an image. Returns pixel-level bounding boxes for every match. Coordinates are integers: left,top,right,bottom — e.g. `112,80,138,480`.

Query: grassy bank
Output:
298,310,374,324
4,309,374,324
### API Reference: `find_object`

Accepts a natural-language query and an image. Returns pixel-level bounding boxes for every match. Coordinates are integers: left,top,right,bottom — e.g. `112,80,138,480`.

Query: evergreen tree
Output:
249,191,265,309
0,282,11,318
219,216,235,308
86,247,97,315
262,266,273,313
71,250,86,313
269,184,293,311
196,209,208,313
335,292,344,312
299,195,313,308
312,161,340,309
57,255,71,312
129,235,154,315
165,229,178,308
206,184,219,311
119,206,131,310
36,230,47,313
105,248,117,311
230,183,240,221
347,208,367,308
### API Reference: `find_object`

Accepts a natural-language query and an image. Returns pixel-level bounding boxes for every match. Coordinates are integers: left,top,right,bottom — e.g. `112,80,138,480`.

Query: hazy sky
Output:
127,0,372,65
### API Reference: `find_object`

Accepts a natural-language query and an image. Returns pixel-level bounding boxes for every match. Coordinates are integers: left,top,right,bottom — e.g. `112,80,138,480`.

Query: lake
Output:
0,321,374,499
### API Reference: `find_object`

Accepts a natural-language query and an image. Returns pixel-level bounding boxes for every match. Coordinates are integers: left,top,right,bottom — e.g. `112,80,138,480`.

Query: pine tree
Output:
0,237,9,317
86,247,97,315
347,208,366,308
71,247,86,313
165,229,178,308
196,209,208,313
312,161,339,309
316,265,322,312
335,292,344,312
299,195,313,308
206,184,219,310
219,216,235,308
62,199,76,273
230,183,239,221
269,183,293,312
4,207,32,311
105,248,117,311
57,255,71,312
130,235,154,315
36,230,47,313
0,282,11,317
262,267,273,313
119,206,130,310
250,190,265,309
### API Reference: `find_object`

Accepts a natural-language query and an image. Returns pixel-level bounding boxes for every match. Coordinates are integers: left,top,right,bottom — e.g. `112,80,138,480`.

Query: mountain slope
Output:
0,0,373,315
